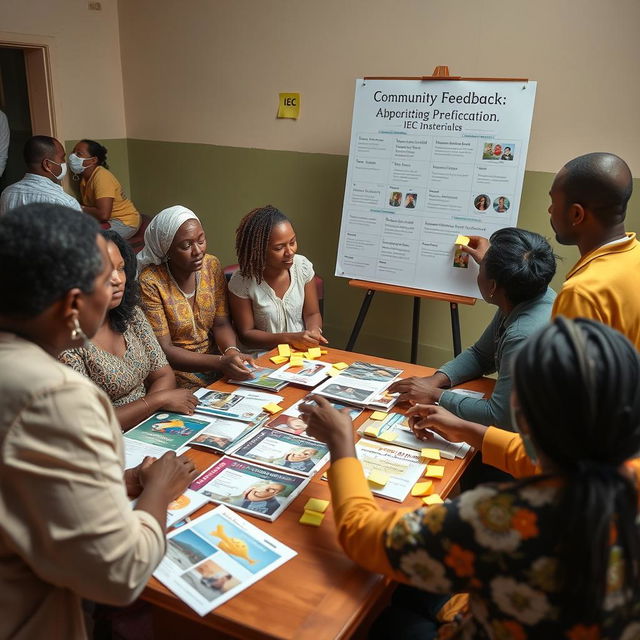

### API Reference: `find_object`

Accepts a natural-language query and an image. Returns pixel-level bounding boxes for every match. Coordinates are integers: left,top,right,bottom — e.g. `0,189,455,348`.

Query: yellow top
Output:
552,233,640,350
80,166,140,229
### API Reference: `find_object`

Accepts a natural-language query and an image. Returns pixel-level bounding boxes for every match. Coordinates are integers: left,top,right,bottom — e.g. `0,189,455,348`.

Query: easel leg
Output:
450,302,462,356
411,297,421,364
346,289,375,351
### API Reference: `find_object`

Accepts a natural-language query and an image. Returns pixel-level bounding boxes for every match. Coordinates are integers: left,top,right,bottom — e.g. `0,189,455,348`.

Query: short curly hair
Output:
0,203,102,317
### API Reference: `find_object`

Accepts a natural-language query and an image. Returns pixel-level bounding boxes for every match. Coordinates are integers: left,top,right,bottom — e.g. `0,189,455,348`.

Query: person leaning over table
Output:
138,205,254,389
389,228,556,431
60,229,197,431
69,139,141,239
0,203,197,640
228,204,327,352
300,317,640,640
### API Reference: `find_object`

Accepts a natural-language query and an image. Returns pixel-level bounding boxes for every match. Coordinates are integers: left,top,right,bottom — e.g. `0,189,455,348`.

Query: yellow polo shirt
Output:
553,233,640,350
80,166,140,230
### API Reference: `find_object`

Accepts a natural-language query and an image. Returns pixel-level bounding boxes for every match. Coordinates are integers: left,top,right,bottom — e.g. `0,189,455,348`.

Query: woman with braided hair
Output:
229,205,327,351
300,317,640,639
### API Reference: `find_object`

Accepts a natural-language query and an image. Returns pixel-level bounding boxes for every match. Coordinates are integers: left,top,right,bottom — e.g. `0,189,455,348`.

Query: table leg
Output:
411,297,421,364
450,302,462,356
346,289,375,351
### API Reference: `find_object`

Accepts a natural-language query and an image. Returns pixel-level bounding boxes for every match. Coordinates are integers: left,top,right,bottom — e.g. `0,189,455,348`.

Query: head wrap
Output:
136,205,200,272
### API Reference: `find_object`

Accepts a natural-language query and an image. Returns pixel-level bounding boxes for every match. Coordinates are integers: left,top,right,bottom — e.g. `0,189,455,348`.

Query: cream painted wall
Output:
118,0,640,173
0,0,126,142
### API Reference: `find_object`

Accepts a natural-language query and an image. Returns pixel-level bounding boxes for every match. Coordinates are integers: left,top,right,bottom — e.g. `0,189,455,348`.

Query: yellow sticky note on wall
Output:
455,234,470,246
277,93,300,119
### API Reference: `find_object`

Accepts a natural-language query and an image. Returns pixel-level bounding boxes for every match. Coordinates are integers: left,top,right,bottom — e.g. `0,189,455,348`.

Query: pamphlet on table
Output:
154,505,296,616
268,359,333,388
188,414,267,454
228,366,288,392
194,387,282,422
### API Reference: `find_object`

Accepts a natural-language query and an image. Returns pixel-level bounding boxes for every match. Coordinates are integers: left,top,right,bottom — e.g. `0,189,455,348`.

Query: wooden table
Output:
143,348,494,639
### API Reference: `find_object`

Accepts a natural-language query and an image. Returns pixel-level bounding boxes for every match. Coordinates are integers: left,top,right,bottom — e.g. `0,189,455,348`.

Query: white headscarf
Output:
137,205,200,272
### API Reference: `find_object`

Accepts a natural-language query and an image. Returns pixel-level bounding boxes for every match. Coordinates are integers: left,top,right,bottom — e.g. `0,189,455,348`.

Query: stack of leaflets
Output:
130,488,209,529
313,361,403,408
194,388,282,422
268,359,334,388
228,366,288,392
227,427,330,477
354,439,427,502
191,457,310,522
123,412,215,468
188,415,267,454
267,395,363,438
154,505,296,616
357,412,471,459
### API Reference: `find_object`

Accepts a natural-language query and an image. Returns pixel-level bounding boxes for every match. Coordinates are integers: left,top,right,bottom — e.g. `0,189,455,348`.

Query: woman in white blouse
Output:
229,205,326,351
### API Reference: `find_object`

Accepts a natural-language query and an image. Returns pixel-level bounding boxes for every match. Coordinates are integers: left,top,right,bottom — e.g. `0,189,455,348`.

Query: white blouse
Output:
228,254,315,334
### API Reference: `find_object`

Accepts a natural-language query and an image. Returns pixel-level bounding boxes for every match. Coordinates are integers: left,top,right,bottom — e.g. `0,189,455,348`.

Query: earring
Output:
71,316,89,346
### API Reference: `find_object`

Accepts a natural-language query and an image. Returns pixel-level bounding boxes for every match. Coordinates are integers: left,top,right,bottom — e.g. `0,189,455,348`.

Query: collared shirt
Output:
0,333,165,640
0,172,82,215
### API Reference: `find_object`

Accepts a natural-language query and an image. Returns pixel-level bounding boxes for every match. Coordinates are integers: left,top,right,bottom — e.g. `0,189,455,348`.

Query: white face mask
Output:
68,153,88,175
46,160,67,182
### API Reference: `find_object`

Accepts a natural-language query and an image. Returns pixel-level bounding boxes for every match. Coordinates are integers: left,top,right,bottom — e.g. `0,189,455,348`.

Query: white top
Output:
0,173,82,216
0,110,8,177
228,254,315,334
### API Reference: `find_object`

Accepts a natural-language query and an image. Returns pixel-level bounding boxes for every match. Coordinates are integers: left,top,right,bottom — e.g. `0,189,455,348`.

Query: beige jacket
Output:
0,333,165,639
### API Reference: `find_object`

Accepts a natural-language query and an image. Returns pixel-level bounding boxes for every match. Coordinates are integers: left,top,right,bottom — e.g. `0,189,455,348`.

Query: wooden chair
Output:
127,213,152,254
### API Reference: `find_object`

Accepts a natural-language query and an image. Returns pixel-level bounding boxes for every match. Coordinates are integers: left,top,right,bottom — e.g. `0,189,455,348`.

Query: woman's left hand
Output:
299,395,356,461
219,352,255,380
123,456,157,498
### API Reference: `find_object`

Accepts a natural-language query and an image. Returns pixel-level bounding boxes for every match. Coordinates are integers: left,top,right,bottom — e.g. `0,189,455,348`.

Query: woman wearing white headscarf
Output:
138,206,254,388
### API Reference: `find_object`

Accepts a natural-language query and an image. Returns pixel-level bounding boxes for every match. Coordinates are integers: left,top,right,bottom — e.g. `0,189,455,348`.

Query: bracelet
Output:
223,346,241,355
141,396,152,414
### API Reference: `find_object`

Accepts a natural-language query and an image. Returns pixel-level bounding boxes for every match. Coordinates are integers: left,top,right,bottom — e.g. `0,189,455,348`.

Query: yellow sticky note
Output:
327,368,340,377
422,494,444,506
370,411,388,421
364,424,381,437
378,431,398,443
455,234,470,246
420,448,441,461
304,498,330,513
368,471,389,487
411,481,433,497
290,351,305,356
270,355,289,365
320,349,328,355
289,355,304,367
425,465,445,479
307,347,322,359
332,362,349,370
263,402,283,415
299,509,324,526
277,92,300,119
277,344,291,357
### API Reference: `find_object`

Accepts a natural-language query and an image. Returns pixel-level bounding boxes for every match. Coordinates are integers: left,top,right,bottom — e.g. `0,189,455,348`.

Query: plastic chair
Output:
127,213,151,254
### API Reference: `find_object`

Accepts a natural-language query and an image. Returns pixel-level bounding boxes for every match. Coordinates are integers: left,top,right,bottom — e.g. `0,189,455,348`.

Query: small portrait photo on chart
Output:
404,193,417,209
453,246,470,269
493,196,511,213
388,191,402,207
474,194,491,212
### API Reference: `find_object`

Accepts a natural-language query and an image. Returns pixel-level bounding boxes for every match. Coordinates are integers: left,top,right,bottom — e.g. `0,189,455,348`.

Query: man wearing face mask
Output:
0,136,81,215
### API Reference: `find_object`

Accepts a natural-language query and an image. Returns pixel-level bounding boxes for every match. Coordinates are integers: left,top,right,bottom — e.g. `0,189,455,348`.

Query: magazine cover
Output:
189,416,262,454
191,457,310,522
154,505,296,616
357,413,470,459
354,439,426,502
340,361,403,383
228,366,288,392
194,388,283,422
227,428,330,477
267,396,363,437
268,359,333,387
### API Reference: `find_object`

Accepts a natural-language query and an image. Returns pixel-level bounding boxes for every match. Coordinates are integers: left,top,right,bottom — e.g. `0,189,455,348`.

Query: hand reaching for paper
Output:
406,404,487,450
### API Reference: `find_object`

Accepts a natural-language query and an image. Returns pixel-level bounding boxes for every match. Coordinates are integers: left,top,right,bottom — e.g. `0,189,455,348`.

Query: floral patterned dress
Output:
385,481,639,639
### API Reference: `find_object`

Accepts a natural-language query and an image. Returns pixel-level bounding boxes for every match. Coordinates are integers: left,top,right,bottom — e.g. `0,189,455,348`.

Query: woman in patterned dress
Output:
300,317,640,639
60,230,197,430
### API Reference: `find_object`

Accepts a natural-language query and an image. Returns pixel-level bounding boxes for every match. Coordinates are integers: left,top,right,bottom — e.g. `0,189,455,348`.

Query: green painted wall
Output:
123,139,639,366
64,138,132,200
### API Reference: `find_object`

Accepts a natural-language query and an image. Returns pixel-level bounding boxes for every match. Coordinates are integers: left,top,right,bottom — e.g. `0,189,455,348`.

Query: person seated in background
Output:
0,203,196,639
389,228,556,431
228,205,326,351
138,205,254,388
0,135,81,215
300,317,640,639
60,230,197,431
69,139,141,239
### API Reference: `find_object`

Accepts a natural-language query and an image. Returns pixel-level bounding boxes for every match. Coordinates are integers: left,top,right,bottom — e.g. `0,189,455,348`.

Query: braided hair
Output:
235,205,289,284
513,317,640,619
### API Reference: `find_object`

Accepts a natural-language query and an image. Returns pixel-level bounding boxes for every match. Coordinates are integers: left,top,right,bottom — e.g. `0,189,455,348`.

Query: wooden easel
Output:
345,66,527,363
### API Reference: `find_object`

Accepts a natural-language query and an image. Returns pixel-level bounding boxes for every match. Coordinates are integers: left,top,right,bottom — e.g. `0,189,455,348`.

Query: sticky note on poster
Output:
277,93,300,119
